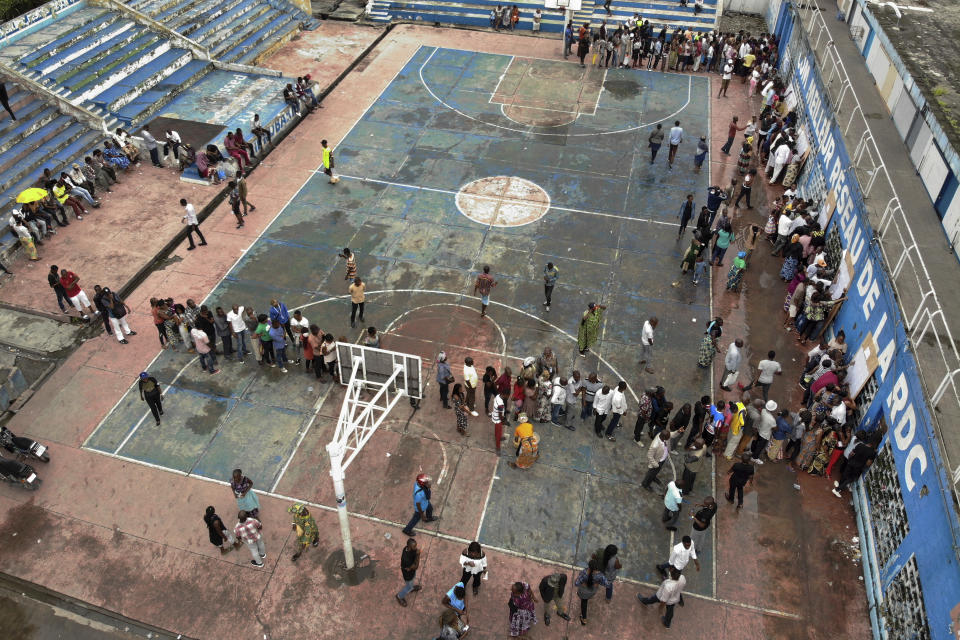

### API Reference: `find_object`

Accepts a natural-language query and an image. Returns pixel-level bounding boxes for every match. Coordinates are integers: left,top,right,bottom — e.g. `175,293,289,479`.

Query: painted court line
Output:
83,445,801,621
334,173,680,227
419,46,693,137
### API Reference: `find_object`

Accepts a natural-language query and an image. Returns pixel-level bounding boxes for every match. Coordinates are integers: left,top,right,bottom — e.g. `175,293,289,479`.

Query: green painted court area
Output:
85,47,717,590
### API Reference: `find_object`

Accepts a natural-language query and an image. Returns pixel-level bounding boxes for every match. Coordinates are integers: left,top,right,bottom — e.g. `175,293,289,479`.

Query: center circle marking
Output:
455,176,551,227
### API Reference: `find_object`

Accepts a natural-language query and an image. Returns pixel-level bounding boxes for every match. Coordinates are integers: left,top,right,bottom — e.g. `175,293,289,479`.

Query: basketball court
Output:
83,45,717,594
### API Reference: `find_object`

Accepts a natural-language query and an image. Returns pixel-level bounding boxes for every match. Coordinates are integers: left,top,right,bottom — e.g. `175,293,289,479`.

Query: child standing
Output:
692,254,707,285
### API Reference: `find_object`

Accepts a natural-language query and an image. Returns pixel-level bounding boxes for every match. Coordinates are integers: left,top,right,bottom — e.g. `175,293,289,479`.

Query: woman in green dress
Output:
577,302,606,357
288,503,319,561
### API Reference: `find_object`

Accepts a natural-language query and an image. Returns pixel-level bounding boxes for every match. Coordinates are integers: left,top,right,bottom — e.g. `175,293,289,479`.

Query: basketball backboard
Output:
545,0,582,11
336,343,422,399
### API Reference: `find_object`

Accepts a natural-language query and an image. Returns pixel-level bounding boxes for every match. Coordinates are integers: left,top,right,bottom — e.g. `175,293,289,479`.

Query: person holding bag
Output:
574,559,610,625
436,352,453,409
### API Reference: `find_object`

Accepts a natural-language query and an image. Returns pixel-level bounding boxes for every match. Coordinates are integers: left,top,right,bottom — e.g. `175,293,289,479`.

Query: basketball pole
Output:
327,440,356,570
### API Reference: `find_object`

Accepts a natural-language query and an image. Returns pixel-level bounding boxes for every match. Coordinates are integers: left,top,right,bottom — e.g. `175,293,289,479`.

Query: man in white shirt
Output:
667,120,683,168
718,59,734,97
592,384,613,438
642,430,670,489
751,400,778,464
290,309,309,366
179,198,207,250
771,210,794,255
639,316,657,373
740,350,782,401
605,380,628,441
226,304,249,362
721,338,744,391
163,129,181,162
769,142,792,184
141,125,163,168
563,371,583,430
549,377,567,426
463,357,479,416
638,566,687,628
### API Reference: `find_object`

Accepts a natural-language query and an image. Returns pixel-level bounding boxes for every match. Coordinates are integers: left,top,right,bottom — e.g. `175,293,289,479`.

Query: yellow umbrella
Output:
15,188,48,204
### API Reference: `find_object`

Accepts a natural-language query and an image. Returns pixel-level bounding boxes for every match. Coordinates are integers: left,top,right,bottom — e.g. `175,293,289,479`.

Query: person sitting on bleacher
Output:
113,128,141,165
29,196,65,229
10,211,39,260
53,178,88,221
224,131,250,174
196,145,225,184
13,208,44,244
88,153,119,186
102,141,131,171
233,128,256,162
283,84,302,117
296,76,319,112
178,143,196,173
68,163,98,198
59,172,99,208
251,115,271,149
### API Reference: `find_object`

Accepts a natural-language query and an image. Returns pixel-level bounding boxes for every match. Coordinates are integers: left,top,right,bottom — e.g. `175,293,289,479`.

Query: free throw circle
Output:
455,176,551,227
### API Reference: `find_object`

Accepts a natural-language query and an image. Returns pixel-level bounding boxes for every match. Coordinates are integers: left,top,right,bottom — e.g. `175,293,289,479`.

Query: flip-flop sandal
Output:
396,595,407,607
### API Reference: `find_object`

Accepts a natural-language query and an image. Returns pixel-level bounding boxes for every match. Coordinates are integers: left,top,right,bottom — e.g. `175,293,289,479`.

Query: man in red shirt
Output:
472,266,497,318
720,116,747,155
59,268,97,320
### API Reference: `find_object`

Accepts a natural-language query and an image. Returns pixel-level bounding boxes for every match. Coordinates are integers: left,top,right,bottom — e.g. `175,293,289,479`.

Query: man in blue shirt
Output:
401,474,438,536
543,262,559,311
268,320,288,373
269,298,294,343
662,480,683,531
564,23,574,58
705,185,728,227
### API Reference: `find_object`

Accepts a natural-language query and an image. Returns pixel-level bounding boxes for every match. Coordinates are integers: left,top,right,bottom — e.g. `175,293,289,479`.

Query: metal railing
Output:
793,2,960,489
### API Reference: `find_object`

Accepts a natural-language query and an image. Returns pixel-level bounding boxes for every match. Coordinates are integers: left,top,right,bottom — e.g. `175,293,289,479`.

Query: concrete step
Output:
11,8,118,66
0,129,104,207
234,15,302,65
62,36,166,97
25,19,139,76
169,0,249,36
87,48,193,113
0,104,61,156
213,10,292,61
49,28,155,89
200,3,274,52
112,58,211,125
188,0,264,45
0,118,89,192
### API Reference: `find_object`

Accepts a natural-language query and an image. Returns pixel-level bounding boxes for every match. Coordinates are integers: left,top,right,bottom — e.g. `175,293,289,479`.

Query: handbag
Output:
444,374,455,384
722,370,737,388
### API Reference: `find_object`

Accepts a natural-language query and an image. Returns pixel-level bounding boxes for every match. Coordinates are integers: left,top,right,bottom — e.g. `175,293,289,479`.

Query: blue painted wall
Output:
773,7,960,640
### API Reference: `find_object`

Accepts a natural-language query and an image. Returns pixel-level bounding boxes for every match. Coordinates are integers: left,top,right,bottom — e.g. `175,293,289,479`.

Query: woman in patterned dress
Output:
452,383,468,437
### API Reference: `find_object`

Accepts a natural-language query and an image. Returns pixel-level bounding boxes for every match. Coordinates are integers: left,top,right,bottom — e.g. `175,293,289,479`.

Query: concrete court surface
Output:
0,24,870,640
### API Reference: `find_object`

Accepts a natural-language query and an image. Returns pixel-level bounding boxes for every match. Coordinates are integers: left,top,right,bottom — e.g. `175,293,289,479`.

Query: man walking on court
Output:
642,430,670,490
739,350,782,401
474,266,497,317
180,198,207,250
638,567,686,629
648,124,664,164
543,262,559,311
396,537,422,607
667,120,683,168
720,116,746,154
234,510,266,567
321,139,339,184
463,357,480,417
639,316,657,374
349,276,365,328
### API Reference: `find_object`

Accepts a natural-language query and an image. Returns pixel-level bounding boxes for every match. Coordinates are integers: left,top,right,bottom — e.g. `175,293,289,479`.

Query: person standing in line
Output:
401,474,437,536
289,309,309,366
750,399,778,464
721,338,744,391
102,288,135,344
575,559,610,626
723,400,748,460
213,307,233,359
59,268,98,320
662,480,683,530
648,124,664,164
605,380,628,441
726,453,755,508
452,384,469,436
719,116,746,154
577,302,606,356
255,313,275,367
191,322,220,375
538,572,570,626
226,304,249,363
637,567,686,628
268,298,294,344
682,438,708,492
234,510,266,567
739,350,782,401
532,8,541,32
396,537,422,607
735,168,756,209
639,316,657,373
463,357,480,417
563,371,583,431
321,139,339,183
718,58,734,97
442,582,469,631
549,376,567,426
349,276,365,328
677,194,695,239
244,307,262,365
48,265,69,313
140,125,163,168
543,262,559,311
338,248,357,281
492,388,507,454
180,198,207,250
459,541,488,596
641,430,670,490
204,506,237,554
482,365,499,415
269,319,289,373
576,30,590,67
436,352,453,409
688,496,717,553
833,439,876,497
138,371,163,426
592,384,613,438
321,333,339,382
579,372,602,422
473,266,497,317
667,120,683,168
508,581,538,636
600,544,621,601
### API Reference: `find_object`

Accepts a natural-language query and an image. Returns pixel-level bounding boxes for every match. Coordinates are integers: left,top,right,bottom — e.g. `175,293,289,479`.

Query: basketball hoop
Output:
556,0,569,7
